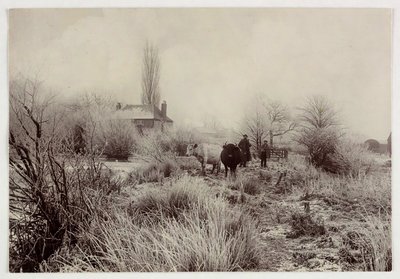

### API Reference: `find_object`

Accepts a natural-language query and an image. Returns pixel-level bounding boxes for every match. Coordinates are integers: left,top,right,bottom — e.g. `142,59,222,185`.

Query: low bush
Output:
292,251,317,265
325,139,376,176
295,127,339,169
286,212,326,239
296,130,377,176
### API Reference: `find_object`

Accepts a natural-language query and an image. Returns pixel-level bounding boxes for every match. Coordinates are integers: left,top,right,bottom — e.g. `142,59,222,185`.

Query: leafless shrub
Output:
8,77,120,272
100,120,137,160
9,77,69,271
296,127,339,171
325,139,375,176
135,131,175,163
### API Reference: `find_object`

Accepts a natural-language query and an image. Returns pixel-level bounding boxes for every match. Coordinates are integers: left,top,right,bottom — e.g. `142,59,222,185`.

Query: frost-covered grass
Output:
40,176,261,272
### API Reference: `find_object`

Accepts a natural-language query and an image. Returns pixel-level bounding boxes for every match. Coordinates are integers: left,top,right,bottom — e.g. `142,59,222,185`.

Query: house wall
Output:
154,120,173,131
164,122,173,130
153,120,162,130
133,119,154,128
129,119,173,133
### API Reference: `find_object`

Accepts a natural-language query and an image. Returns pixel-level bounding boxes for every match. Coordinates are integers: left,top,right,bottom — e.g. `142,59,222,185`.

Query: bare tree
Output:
263,100,297,147
295,95,342,168
240,94,268,151
141,41,161,107
298,95,338,130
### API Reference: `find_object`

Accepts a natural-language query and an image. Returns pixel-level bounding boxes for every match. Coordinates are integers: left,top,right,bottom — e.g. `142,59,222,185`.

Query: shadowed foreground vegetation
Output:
38,176,260,272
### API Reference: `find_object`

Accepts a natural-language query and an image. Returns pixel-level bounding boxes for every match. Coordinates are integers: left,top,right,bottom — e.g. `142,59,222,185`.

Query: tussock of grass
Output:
303,173,391,210
228,176,262,196
258,170,272,182
129,159,179,184
243,181,261,195
176,156,200,171
41,176,261,272
285,154,391,210
127,177,207,223
339,209,391,271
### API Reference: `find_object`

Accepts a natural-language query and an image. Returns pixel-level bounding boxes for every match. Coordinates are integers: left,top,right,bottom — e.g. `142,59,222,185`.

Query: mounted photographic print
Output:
8,8,392,272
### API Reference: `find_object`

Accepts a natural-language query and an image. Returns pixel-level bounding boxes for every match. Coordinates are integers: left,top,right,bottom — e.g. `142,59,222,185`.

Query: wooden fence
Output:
268,148,289,160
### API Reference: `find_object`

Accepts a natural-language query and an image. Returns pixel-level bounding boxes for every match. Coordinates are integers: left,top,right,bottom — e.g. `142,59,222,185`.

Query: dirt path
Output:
109,157,382,271
198,160,353,271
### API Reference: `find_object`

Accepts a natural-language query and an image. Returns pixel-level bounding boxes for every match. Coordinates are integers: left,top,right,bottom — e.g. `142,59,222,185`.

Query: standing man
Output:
260,140,269,168
238,134,251,167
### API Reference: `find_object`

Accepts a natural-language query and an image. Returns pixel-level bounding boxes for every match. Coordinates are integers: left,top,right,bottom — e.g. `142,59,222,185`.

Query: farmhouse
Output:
113,101,173,133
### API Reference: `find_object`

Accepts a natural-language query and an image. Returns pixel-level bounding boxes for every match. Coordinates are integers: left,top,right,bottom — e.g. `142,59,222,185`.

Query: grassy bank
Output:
39,175,261,272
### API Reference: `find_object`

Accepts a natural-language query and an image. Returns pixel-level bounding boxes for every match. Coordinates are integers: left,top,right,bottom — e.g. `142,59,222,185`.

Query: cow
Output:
186,143,222,175
220,143,242,179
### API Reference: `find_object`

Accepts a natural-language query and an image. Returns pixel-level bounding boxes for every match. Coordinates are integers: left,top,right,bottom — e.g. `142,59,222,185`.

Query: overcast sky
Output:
8,8,392,141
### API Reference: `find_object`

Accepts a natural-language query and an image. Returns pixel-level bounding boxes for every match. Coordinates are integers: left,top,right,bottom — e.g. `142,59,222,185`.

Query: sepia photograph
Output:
5,5,394,273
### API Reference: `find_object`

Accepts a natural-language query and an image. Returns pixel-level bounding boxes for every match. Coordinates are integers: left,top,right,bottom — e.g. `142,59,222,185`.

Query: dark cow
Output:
220,143,242,179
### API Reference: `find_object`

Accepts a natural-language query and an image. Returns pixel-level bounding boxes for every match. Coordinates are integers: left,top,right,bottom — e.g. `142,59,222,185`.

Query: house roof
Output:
112,104,173,122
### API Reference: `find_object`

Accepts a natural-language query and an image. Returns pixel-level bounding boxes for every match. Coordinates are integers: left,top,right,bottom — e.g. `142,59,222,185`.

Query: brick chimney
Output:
161,100,167,119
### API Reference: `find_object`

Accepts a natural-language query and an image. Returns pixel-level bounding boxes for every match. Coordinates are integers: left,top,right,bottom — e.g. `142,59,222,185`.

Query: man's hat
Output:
243,134,248,137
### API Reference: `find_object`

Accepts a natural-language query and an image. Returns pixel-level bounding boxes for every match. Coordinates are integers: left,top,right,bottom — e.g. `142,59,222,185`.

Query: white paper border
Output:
1,1,399,279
